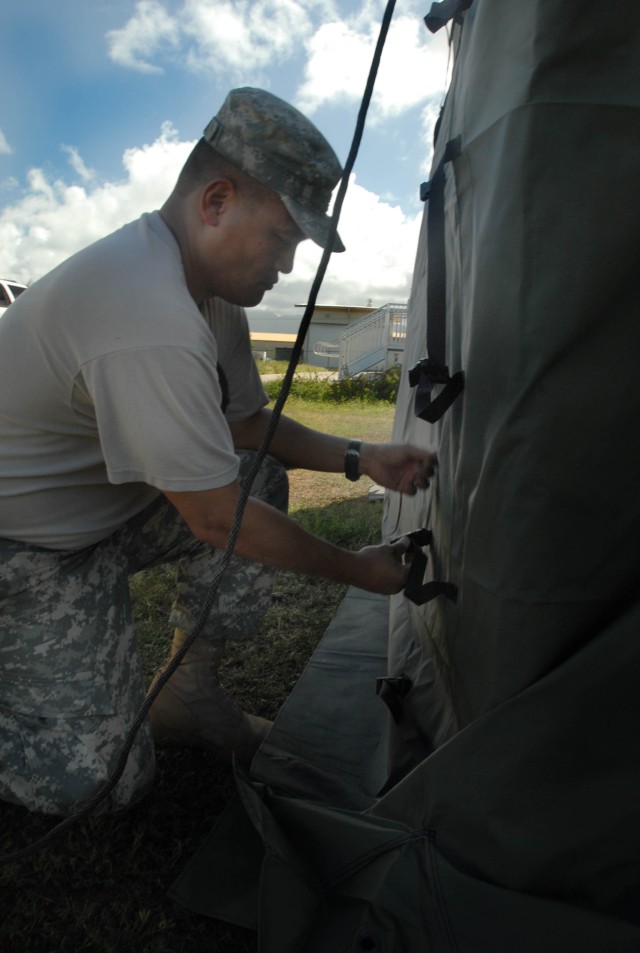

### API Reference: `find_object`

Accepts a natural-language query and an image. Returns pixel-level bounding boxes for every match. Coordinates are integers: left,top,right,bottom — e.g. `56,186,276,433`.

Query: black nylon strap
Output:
410,135,464,424
376,675,433,768
426,136,460,364
410,360,465,424
394,528,458,606
424,0,475,33
375,675,412,723
426,162,447,366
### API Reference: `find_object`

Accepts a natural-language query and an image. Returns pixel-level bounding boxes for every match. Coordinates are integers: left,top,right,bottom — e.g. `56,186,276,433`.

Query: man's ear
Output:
200,178,237,226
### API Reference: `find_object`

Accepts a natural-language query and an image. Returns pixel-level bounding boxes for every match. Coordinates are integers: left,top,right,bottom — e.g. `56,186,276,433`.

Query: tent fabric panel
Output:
374,596,640,919
385,78,640,738
251,587,391,811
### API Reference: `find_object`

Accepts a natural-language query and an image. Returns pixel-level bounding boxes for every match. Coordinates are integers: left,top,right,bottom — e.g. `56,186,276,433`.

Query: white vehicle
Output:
0,278,27,315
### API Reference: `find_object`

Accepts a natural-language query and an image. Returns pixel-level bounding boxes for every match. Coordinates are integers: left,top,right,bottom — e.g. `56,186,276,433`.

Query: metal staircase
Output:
337,303,407,379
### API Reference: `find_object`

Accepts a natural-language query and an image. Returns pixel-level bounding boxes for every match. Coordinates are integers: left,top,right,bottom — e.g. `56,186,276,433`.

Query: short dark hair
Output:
173,138,267,201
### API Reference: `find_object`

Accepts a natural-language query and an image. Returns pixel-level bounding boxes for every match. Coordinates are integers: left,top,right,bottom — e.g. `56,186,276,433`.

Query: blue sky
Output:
1,0,450,329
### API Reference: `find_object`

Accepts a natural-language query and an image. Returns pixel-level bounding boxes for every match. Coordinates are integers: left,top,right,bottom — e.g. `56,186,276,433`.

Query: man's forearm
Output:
229,407,350,472
163,483,409,594
229,407,437,495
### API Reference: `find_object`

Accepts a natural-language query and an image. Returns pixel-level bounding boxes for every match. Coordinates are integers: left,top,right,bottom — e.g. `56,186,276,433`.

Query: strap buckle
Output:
393,528,458,605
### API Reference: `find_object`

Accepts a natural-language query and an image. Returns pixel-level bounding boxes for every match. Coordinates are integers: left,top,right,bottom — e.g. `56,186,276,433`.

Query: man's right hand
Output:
351,537,412,595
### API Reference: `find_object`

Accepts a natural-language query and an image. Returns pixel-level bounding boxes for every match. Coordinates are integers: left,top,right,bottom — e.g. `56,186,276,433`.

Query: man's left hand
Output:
361,443,437,495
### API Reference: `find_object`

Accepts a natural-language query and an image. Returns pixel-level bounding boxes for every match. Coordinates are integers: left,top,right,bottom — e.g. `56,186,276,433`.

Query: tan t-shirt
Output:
0,212,267,550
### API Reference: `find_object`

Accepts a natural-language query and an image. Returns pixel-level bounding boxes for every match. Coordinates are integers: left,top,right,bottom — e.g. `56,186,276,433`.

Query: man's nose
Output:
277,244,298,275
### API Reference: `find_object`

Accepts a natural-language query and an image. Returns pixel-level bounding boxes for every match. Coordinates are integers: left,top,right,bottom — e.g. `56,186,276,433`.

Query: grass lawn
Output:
0,396,395,953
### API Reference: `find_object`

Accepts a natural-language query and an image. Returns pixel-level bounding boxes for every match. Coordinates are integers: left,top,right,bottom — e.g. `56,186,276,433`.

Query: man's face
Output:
209,189,306,307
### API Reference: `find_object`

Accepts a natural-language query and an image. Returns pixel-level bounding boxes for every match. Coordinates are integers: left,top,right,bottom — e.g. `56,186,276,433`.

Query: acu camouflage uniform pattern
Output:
0,452,288,815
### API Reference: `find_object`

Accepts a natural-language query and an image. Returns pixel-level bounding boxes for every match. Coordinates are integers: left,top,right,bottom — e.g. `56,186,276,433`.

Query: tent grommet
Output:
353,928,382,952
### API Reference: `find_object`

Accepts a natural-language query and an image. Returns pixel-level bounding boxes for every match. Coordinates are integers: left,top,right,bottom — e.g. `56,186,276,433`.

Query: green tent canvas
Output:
171,1,640,948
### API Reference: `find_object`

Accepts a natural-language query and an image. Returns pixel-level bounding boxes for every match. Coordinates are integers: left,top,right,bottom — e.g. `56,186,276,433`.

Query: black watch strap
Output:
344,440,362,482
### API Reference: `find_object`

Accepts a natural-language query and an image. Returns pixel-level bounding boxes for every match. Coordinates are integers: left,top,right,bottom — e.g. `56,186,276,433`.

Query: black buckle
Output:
424,0,475,33
393,528,458,606
409,357,452,388
409,359,464,424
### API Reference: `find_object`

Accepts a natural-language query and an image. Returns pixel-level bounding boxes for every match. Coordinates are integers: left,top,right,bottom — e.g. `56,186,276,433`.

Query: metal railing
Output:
338,303,407,378
313,342,341,357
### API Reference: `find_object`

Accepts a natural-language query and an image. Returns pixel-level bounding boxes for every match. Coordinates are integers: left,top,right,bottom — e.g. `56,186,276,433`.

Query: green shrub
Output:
264,365,401,404
253,358,318,375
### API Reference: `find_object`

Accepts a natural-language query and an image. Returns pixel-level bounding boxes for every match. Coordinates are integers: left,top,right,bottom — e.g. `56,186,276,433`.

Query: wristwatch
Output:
344,440,362,482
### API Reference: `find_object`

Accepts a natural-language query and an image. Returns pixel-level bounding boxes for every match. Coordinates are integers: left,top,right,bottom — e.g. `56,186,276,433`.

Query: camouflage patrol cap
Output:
203,87,345,253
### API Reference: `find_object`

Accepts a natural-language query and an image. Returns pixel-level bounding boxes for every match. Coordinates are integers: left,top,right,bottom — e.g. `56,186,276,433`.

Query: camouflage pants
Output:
0,452,288,816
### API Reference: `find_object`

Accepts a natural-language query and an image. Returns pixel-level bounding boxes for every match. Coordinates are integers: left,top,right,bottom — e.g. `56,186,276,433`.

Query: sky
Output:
0,0,451,332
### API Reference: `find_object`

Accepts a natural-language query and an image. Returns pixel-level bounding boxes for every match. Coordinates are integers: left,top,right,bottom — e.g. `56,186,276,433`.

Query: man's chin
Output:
225,288,267,308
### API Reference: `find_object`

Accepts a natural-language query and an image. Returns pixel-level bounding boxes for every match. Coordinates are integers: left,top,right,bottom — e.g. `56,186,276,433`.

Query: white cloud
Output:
0,124,192,282
106,0,334,78
296,11,449,120
106,0,180,73
0,129,12,155
0,130,422,318
331,179,421,295
256,174,422,317
103,0,447,116
181,0,314,73
61,145,96,182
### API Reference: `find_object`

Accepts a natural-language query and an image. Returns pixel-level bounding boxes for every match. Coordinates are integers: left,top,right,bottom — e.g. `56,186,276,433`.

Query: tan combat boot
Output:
147,628,272,767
